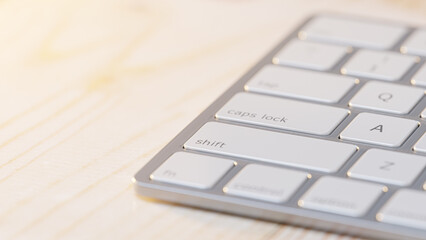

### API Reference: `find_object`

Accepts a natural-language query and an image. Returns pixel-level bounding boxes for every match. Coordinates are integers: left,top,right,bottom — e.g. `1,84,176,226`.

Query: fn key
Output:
150,152,235,189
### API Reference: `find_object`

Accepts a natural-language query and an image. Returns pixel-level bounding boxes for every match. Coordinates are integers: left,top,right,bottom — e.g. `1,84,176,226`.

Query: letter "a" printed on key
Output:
370,125,383,132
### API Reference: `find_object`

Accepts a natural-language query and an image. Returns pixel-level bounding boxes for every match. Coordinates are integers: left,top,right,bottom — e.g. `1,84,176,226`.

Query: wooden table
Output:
2,0,426,239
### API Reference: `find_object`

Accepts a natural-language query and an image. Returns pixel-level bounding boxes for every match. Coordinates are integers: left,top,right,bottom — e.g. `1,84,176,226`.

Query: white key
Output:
185,122,357,173
216,93,349,135
377,189,426,230
348,149,426,186
273,39,348,71
340,113,419,147
224,164,309,203
411,64,426,87
299,176,385,217
341,50,418,81
349,81,425,115
300,16,407,50
413,132,426,153
150,152,235,189
245,65,357,103
401,29,426,56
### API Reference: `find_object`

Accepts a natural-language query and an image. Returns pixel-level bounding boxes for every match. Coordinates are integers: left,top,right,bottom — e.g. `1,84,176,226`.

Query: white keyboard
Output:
134,14,426,240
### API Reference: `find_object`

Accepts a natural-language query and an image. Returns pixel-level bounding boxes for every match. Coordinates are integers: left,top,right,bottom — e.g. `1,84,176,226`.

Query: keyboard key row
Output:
246,65,425,115
217,90,422,149
181,122,425,187
184,121,426,186
275,40,420,82
179,120,425,186
274,38,426,92
216,90,423,148
300,15,426,59
150,152,426,230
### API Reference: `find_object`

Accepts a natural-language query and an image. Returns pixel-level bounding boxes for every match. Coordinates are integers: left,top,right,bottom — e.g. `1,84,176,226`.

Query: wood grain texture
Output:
1,0,426,239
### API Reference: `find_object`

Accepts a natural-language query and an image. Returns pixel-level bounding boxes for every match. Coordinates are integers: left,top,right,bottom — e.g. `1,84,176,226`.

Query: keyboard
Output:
134,14,426,240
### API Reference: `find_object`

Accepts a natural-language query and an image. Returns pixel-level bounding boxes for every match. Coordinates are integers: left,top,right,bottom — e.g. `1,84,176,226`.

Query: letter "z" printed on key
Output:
379,161,395,171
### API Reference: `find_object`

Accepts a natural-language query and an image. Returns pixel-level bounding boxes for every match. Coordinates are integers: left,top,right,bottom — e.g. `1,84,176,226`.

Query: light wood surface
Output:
2,0,426,239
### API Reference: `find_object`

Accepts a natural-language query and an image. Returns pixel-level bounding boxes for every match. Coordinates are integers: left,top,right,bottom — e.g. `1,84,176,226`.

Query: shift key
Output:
216,92,349,135
184,122,357,172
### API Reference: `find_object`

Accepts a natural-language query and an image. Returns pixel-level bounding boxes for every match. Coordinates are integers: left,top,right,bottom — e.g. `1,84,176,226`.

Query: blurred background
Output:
1,0,426,239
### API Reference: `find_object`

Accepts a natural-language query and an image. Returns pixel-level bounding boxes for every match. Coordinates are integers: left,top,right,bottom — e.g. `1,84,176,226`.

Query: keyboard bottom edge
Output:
133,181,425,240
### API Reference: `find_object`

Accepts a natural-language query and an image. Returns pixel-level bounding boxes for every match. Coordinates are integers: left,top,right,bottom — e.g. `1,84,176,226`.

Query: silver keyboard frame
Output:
134,14,426,240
